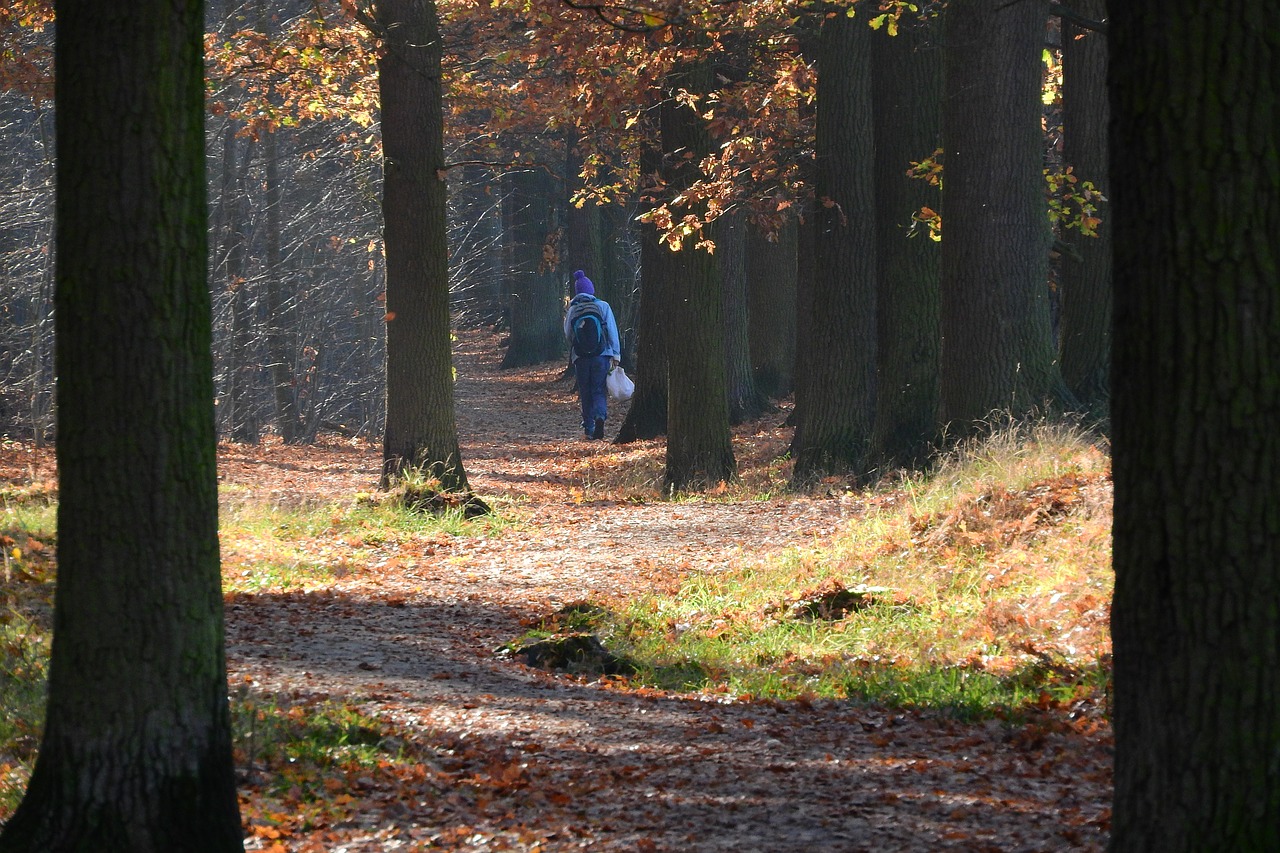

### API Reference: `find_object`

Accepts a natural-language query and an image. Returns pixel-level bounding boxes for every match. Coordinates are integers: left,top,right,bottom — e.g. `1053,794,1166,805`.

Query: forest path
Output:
220,328,1110,851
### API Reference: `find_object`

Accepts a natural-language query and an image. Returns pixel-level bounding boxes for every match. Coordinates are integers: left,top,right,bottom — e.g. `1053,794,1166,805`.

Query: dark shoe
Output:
593,417,605,440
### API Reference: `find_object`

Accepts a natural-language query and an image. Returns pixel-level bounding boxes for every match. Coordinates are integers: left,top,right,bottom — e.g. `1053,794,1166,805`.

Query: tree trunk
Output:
449,164,505,324
746,218,797,401
0,1,243,848
262,126,303,443
660,61,736,491
227,182,259,444
790,11,877,483
501,167,565,368
869,11,942,469
1058,0,1110,417
564,135,608,299
259,1,303,444
1109,3,1280,849
940,0,1070,430
378,0,469,491
214,118,258,444
719,212,770,423
615,143,669,443
789,201,816,431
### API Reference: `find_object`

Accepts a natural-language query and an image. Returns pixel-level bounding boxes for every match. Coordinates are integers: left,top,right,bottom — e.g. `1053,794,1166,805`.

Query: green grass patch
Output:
220,490,512,592
232,691,406,783
524,419,1114,721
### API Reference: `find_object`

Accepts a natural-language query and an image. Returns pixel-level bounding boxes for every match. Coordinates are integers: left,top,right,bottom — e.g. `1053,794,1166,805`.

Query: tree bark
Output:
719,212,771,423
790,11,878,483
0,0,243,848
615,142,670,443
746,218,797,400
869,11,942,469
940,0,1070,430
378,0,469,491
1058,0,1110,417
262,126,303,443
258,0,303,444
500,167,565,368
660,61,736,491
1109,3,1280,849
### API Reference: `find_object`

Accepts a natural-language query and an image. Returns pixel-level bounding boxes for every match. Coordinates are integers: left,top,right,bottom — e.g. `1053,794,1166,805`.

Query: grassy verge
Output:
0,491,56,818
525,420,1113,722
220,488,511,593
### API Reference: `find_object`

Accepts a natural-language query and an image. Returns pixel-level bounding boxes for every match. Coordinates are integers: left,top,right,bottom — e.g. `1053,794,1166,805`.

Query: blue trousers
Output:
574,355,610,434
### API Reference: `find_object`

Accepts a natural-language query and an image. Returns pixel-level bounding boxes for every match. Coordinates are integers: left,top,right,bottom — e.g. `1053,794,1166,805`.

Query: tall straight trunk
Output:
378,0,468,491
1058,0,1110,417
790,11,878,483
227,187,258,444
790,201,816,430
0,0,243,848
501,167,565,368
259,0,302,444
564,135,608,299
661,61,736,491
940,0,1070,430
599,202,634,365
225,129,259,444
263,127,302,443
1109,3,1280,849
869,12,942,469
616,143,669,443
210,119,234,435
450,164,504,323
719,212,770,423
746,218,797,400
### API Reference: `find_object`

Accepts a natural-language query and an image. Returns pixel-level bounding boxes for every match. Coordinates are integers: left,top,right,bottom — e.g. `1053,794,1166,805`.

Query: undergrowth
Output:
0,491,56,818
525,419,1114,723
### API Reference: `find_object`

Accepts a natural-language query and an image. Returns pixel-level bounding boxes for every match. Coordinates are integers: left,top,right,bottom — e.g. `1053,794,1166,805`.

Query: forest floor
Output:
1,328,1112,851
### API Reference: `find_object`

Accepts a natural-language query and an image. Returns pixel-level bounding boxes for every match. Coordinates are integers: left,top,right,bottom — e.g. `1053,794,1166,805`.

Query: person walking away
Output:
564,270,620,440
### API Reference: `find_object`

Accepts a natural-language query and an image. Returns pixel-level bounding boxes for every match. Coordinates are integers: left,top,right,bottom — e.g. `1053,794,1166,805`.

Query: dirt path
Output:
219,329,1111,851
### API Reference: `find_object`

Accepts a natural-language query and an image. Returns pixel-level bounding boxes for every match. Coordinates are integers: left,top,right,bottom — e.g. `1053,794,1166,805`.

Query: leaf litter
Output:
1,328,1111,850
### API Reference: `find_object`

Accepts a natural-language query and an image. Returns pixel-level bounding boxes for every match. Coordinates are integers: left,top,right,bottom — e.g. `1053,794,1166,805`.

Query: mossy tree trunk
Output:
1058,0,1111,417
378,0,468,491
869,12,942,469
0,1,243,848
1109,3,1280,849
940,0,1071,431
660,61,736,492
790,11,878,483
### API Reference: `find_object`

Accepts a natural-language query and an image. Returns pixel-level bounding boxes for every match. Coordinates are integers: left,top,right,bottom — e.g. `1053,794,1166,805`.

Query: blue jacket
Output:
564,294,621,364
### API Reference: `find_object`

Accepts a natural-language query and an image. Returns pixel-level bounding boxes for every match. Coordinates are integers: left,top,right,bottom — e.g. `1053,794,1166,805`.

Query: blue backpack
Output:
570,300,606,358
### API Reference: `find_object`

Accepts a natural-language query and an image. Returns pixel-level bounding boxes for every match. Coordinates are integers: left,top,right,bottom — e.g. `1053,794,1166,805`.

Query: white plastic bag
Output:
606,365,635,402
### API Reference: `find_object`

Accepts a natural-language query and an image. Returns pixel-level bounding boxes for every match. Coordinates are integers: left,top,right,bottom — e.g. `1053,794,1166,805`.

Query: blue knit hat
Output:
573,270,594,296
